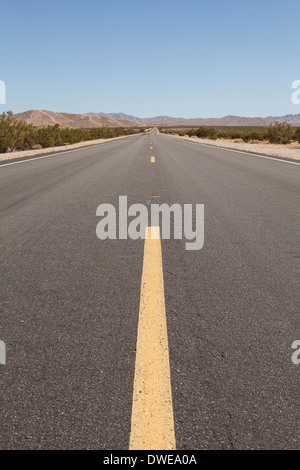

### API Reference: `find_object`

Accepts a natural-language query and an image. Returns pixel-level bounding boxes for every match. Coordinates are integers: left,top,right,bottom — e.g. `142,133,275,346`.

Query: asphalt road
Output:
0,133,299,450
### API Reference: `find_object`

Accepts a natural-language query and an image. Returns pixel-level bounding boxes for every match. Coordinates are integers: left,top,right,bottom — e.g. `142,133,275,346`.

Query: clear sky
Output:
1,0,300,118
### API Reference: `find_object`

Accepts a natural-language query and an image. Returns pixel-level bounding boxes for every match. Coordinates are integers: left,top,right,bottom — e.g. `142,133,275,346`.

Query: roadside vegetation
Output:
161,122,300,145
0,112,140,153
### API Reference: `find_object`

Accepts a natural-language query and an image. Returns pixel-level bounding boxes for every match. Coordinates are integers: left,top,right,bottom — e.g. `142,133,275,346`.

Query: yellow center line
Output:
150,146,153,149
151,156,156,163
129,227,176,450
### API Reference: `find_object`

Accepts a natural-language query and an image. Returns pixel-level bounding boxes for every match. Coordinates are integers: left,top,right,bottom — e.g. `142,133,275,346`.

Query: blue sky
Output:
1,0,300,117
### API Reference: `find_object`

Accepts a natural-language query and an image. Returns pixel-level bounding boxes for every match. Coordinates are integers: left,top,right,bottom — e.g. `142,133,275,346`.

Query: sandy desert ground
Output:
171,134,300,160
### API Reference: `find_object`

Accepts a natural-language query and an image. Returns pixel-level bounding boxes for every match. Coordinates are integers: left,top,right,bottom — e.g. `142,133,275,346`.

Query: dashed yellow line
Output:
129,227,176,450
150,146,153,150
151,156,156,163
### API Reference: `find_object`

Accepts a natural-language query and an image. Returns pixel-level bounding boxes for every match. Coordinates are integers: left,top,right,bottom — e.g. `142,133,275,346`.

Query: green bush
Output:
0,112,139,153
163,124,300,144
267,122,293,144
194,127,217,139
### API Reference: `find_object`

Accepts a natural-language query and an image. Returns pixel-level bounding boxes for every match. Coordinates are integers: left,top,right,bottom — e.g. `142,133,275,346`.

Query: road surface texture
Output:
0,133,299,449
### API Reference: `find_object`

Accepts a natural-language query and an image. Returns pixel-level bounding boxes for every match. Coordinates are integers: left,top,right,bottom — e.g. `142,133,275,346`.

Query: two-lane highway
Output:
0,133,299,449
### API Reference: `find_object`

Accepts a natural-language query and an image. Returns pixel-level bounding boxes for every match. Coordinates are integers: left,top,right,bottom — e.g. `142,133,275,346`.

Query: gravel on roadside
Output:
169,135,300,161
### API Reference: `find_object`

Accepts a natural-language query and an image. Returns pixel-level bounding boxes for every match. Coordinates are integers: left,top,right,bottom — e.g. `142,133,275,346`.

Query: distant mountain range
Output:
12,110,300,128
90,112,300,127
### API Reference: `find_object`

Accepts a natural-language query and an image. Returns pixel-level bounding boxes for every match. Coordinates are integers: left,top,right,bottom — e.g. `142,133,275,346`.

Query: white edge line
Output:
0,135,137,168
163,135,300,166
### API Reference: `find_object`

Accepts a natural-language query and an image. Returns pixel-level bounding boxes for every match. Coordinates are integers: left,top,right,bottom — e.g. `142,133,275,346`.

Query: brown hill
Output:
12,110,136,128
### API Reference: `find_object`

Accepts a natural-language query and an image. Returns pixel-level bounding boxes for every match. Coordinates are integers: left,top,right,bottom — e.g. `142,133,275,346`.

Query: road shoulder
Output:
164,134,300,161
